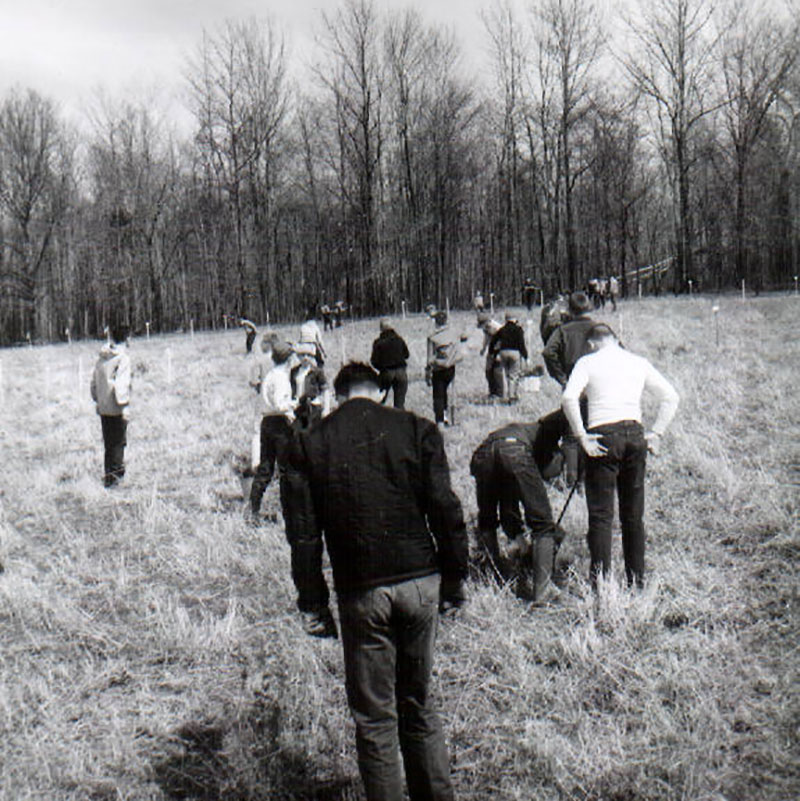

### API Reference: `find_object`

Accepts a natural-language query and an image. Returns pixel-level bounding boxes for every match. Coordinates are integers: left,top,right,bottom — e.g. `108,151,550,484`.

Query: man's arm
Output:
542,328,566,386
644,363,680,453
114,354,132,407
419,423,469,605
562,361,607,458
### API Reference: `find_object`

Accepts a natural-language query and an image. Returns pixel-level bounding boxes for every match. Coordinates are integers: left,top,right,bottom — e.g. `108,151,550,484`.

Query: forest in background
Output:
0,0,799,344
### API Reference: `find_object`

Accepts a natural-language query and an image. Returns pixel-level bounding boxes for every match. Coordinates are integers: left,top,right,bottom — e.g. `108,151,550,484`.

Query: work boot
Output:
531,536,559,604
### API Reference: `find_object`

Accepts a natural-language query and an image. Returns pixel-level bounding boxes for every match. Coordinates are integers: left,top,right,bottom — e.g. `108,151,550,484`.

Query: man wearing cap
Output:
291,342,332,430
426,311,462,426
562,323,679,589
370,319,410,409
250,340,298,519
488,311,528,402
470,409,569,602
542,291,595,484
282,362,468,801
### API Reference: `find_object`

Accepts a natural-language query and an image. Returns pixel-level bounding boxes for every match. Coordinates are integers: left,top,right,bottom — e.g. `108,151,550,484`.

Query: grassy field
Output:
1,296,798,801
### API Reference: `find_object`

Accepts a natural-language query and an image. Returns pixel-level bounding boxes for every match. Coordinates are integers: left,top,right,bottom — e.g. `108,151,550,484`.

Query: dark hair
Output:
110,325,128,344
333,362,380,396
586,323,617,342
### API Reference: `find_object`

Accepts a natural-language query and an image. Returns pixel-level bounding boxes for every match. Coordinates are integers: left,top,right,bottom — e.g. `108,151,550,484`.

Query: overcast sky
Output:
0,0,494,132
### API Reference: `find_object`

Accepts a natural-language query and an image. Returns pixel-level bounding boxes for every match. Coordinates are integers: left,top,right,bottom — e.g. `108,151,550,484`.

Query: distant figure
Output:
477,312,503,398
333,300,347,328
250,341,297,519
473,291,485,312
607,276,620,311
249,331,279,471
239,317,258,353
542,291,595,485
522,277,539,310
282,362,468,801
587,279,604,310
320,303,334,331
489,311,528,402
426,311,462,427
470,410,568,601
299,307,326,366
291,343,332,431
370,318,410,409
539,294,570,346
562,323,679,589
90,325,132,487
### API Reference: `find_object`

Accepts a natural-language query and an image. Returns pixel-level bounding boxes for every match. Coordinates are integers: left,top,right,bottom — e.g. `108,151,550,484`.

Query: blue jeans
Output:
584,421,647,587
338,574,454,801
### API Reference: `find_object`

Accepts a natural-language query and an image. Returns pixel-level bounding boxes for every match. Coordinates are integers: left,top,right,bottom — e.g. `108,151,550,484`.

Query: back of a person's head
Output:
333,362,380,398
586,323,617,347
434,310,448,327
110,325,128,344
379,318,392,332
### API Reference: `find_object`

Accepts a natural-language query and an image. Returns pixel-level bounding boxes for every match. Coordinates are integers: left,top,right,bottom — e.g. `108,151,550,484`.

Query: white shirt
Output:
562,342,679,435
261,363,295,421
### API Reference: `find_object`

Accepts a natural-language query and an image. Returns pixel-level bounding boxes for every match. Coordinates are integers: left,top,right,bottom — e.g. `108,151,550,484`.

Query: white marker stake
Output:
712,306,720,346
145,322,150,340
741,280,746,301
638,283,642,300
794,276,798,296
539,289,544,307
490,293,495,314
688,280,693,299
446,297,450,315
223,314,228,330
190,319,195,339
401,300,407,319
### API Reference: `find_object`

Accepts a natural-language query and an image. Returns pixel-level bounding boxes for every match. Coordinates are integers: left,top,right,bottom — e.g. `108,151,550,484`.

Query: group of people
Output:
89,293,679,801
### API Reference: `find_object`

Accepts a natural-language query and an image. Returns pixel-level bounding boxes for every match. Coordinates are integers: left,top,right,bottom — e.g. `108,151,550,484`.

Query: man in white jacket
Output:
562,323,679,589
90,326,132,487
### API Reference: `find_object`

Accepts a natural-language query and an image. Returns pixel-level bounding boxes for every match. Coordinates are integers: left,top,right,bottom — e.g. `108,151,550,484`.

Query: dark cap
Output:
434,311,448,326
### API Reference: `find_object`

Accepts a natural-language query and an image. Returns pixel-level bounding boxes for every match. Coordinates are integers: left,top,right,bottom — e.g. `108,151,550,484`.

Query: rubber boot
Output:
531,536,559,604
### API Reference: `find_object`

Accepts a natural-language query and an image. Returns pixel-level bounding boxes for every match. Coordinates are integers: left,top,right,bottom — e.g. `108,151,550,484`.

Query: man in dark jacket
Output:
283,362,468,801
370,318,410,408
489,310,528,402
470,409,567,603
541,291,594,484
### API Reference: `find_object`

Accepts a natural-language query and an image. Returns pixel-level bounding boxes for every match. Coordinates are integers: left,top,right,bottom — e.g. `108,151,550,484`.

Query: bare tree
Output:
315,0,384,313
186,17,288,319
719,0,799,291
623,0,722,291
532,0,605,291
0,89,73,341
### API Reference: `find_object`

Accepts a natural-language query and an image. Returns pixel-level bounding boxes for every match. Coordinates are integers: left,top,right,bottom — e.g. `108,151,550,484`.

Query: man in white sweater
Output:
562,323,679,588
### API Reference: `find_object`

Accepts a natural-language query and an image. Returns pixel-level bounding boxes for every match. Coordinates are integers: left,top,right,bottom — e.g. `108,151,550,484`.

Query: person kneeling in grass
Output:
470,409,568,602
562,323,679,589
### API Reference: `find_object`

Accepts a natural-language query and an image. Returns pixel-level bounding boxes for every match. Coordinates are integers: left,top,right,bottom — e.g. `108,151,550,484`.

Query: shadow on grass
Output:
152,709,362,801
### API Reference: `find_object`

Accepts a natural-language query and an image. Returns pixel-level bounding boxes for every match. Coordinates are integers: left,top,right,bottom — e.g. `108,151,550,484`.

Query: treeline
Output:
1,0,798,344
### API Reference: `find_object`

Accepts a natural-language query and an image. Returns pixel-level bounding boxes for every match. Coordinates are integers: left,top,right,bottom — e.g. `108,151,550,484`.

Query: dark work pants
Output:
584,421,648,588
338,575,454,801
100,415,127,487
380,367,408,409
250,415,293,513
431,366,455,423
245,329,256,353
471,439,555,538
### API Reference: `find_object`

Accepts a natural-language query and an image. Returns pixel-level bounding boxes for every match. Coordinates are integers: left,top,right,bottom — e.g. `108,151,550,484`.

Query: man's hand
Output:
440,578,467,616
579,432,607,458
300,608,338,639
121,406,131,421
645,430,661,455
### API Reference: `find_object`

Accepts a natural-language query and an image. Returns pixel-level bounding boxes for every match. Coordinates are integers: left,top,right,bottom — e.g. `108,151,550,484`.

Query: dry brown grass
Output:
0,296,798,800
